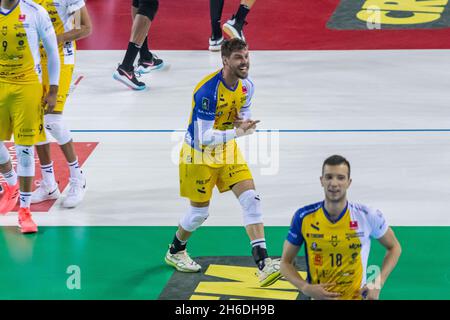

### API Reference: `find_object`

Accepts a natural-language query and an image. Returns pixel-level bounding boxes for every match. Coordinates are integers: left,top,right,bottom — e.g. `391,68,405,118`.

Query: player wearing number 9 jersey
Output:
281,155,402,300
0,0,60,233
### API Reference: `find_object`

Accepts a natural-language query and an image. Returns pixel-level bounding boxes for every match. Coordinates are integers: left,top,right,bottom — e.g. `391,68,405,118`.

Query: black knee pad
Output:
136,0,159,21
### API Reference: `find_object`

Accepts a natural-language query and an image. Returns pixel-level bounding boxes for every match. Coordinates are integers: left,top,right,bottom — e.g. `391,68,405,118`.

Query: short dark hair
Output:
322,155,351,177
221,38,248,58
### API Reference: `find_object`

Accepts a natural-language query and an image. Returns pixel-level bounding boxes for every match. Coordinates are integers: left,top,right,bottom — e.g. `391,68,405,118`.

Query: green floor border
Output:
0,226,448,300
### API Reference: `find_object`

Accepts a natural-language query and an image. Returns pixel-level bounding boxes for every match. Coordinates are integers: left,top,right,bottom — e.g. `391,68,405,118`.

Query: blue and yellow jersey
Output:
35,0,85,65
0,0,54,84
184,69,254,167
287,201,388,300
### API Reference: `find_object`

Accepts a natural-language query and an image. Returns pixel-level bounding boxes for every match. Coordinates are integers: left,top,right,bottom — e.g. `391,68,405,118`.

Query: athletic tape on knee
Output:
44,114,72,145
137,0,159,21
239,189,263,226
0,142,10,165
15,145,35,177
179,205,209,232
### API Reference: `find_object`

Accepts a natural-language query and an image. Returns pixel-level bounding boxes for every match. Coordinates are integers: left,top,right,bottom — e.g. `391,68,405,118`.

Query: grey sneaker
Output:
165,248,201,272
257,258,282,287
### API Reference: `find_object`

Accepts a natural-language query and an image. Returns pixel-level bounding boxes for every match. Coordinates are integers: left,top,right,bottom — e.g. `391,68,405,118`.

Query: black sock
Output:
120,42,140,71
210,0,224,39
235,4,250,27
252,245,268,271
169,233,187,254
139,36,153,61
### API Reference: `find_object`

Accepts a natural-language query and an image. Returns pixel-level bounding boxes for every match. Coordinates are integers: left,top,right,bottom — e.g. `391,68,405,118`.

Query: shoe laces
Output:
68,178,84,195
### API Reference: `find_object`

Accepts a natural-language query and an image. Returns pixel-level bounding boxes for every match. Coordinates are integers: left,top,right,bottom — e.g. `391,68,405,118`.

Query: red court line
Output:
1,142,98,212
74,76,84,86
78,0,450,50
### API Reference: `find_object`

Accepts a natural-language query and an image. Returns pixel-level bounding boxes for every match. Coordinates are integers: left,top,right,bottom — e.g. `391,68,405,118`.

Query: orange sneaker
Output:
18,208,38,234
0,182,19,214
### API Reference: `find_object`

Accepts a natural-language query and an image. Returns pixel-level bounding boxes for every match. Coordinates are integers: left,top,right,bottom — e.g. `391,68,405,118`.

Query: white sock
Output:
1,169,17,186
19,191,32,208
68,158,83,180
40,162,56,187
251,238,267,249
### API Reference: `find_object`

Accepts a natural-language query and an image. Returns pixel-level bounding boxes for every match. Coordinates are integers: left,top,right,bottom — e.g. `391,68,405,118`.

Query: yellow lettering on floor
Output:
356,0,448,25
191,264,307,300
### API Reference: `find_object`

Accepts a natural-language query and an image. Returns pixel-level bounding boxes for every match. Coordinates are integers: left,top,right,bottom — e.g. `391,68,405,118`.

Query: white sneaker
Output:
31,181,60,204
208,36,224,51
165,248,201,272
257,258,282,287
62,177,86,208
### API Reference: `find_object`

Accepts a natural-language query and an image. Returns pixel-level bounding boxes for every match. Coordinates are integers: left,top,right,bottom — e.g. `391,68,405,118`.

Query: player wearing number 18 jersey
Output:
281,155,402,300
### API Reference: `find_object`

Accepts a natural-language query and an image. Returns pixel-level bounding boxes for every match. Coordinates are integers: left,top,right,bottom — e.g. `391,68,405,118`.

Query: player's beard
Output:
231,62,250,79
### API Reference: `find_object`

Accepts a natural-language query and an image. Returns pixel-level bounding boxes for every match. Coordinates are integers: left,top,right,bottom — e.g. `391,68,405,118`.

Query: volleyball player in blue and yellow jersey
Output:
281,155,402,300
165,39,281,287
0,0,60,233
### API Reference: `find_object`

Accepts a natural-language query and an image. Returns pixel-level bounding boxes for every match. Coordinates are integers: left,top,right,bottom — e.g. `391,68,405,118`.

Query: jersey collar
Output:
0,0,20,16
322,201,348,224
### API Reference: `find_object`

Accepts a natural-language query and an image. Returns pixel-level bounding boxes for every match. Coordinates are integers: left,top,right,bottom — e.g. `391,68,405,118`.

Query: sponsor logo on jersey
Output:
349,243,362,250
345,231,365,240
201,97,210,111
310,242,322,252
350,252,359,264
18,14,26,22
330,235,340,247
350,220,358,230
306,233,324,239
314,254,323,266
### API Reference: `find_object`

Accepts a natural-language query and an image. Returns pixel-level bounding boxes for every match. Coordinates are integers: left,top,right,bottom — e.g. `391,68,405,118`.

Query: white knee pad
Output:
0,142,10,165
15,145,35,177
239,189,263,226
44,114,72,145
179,206,209,232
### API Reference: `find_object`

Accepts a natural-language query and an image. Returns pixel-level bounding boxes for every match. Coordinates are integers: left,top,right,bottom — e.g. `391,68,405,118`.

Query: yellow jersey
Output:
286,201,389,300
0,0,54,83
184,69,255,167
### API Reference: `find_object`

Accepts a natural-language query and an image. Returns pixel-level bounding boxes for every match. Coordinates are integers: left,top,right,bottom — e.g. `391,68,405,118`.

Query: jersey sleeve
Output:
67,0,86,14
240,77,255,120
36,6,56,40
367,207,389,239
37,6,60,85
286,209,305,247
194,84,218,121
